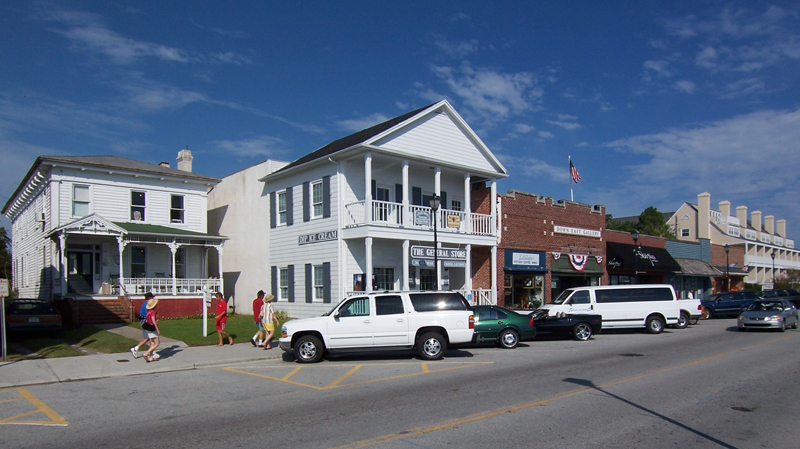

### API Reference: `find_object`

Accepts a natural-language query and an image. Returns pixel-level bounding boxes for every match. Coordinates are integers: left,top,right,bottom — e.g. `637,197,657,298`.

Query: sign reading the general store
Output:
411,245,467,260
298,230,337,245
553,225,601,238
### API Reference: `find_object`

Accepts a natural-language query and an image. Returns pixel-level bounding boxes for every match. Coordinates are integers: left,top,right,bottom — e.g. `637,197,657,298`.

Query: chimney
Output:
776,219,786,238
764,215,774,235
159,162,170,168
752,211,762,232
719,201,730,218
177,149,193,173
697,192,710,240
736,205,747,229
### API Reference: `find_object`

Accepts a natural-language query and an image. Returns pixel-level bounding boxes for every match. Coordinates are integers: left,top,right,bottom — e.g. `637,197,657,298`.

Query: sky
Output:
1,1,799,241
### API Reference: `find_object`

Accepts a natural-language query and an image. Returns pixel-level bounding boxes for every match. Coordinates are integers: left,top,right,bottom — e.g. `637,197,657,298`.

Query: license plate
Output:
28,317,40,323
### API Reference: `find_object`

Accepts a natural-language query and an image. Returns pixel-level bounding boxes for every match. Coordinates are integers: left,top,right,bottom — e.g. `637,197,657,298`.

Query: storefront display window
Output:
504,274,544,309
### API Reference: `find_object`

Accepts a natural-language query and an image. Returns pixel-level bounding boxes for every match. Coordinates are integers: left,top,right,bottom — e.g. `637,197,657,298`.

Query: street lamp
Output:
631,228,640,284
724,244,730,292
771,249,776,285
429,194,441,291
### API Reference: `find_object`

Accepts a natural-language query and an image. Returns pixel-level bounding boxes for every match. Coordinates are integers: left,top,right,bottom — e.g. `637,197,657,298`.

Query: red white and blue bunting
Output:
569,254,588,272
552,252,561,260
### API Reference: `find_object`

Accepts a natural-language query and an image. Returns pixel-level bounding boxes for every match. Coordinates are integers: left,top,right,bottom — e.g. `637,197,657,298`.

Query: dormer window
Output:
131,191,146,221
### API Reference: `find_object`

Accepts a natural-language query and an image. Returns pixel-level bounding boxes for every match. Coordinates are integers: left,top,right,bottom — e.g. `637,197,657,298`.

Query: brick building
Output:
487,190,606,309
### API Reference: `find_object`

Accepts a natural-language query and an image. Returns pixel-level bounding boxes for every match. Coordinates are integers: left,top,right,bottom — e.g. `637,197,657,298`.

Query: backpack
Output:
139,302,148,322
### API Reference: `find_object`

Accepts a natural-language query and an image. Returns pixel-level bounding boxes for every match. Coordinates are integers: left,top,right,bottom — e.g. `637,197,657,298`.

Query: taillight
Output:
529,316,534,327
469,314,474,329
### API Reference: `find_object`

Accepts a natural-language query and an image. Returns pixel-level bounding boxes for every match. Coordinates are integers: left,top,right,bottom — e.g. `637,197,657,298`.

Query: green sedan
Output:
472,305,537,349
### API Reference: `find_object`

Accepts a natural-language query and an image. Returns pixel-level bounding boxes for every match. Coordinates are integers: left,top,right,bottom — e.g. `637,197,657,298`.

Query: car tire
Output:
498,329,519,349
705,309,714,320
645,315,665,334
417,332,447,360
573,322,593,341
779,321,786,332
675,312,689,329
293,335,324,363
793,317,799,330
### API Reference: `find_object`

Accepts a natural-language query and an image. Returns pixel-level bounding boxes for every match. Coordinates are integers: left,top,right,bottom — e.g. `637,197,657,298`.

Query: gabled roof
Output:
114,221,225,239
262,100,507,181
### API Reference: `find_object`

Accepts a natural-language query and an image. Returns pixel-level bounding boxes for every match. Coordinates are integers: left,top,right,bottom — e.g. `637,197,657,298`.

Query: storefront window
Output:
505,273,545,309
420,269,436,290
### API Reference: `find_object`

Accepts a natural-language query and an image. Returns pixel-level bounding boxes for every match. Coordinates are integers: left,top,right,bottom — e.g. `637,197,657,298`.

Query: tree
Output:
606,207,674,238
0,227,10,281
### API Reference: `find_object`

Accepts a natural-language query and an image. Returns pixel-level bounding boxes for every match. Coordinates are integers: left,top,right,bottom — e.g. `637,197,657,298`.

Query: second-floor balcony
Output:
344,200,494,236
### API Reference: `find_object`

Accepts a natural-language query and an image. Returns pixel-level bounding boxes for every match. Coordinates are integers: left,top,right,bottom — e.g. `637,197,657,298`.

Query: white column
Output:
59,232,67,296
402,161,409,226
217,243,224,295
491,245,498,305
465,244,472,295
365,237,373,293
116,237,126,294
435,167,441,196
490,179,497,234
464,173,472,234
168,242,178,295
402,240,410,291
365,152,372,225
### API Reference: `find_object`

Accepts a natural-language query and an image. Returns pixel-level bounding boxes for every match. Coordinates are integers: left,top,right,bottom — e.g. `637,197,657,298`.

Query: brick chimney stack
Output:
719,200,730,218
752,211,762,232
736,205,747,229
697,192,711,240
764,215,775,235
177,149,193,173
776,219,786,237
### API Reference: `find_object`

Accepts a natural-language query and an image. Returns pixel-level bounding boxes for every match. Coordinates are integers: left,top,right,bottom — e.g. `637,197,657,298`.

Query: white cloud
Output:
643,60,674,78
335,113,391,132
498,155,565,183
434,35,479,59
546,120,581,131
675,80,696,93
538,131,555,139
513,123,535,134
212,136,289,158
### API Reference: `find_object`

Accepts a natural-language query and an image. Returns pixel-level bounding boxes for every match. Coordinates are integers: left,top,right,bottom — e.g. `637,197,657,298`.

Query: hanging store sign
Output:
414,210,431,226
446,214,461,228
553,225,601,238
411,245,467,260
298,230,337,245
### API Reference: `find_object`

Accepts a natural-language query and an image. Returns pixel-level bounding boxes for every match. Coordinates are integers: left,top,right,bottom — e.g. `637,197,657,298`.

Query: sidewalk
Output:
0,324,285,389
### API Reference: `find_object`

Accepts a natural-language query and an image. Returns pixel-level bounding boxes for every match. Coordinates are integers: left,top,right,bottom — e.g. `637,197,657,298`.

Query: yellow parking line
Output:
328,365,363,388
0,389,68,426
329,333,798,449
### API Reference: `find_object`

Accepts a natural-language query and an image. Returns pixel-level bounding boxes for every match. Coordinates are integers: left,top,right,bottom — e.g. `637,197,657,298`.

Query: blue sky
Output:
2,1,799,240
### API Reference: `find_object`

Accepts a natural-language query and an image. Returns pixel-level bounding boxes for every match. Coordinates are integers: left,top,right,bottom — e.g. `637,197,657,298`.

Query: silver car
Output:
737,299,799,332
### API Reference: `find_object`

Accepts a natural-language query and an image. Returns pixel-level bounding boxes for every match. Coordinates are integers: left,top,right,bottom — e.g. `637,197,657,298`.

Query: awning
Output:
550,254,604,275
713,265,749,276
674,258,721,276
606,242,681,272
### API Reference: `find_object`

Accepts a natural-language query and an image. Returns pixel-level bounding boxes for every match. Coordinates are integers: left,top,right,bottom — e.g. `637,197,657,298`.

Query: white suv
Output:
279,291,475,363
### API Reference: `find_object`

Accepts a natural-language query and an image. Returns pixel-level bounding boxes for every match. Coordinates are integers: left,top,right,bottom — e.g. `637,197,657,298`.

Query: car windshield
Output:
759,291,778,298
552,289,575,305
323,297,353,316
747,301,783,311
530,309,549,319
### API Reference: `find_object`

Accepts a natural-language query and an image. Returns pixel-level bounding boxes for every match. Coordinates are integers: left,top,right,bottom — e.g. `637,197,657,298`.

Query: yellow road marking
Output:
329,333,798,449
224,361,492,390
0,388,68,426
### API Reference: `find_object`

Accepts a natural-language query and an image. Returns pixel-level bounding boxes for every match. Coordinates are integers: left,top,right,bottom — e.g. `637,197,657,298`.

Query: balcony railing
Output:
344,200,494,236
119,277,221,295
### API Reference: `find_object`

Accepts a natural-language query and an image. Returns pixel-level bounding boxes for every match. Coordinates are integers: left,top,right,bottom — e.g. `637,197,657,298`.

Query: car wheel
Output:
417,332,447,360
293,335,324,363
705,309,713,320
792,318,799,330
675,312,689,329
498,329,519,349
573,323,593,341
779,321,786,332
645,315,665,334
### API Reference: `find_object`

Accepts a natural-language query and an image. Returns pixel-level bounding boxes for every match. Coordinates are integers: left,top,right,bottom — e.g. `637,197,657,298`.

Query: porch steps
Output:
75,298,130,325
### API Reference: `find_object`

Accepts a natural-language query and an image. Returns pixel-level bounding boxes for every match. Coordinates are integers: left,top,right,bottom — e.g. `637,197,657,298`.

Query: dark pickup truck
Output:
759,289,800,308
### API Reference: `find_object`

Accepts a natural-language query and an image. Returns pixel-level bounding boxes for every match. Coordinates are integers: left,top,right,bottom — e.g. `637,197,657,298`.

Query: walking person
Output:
215,292,233,346
141,296,161,362
130,293,155,359
251,290,265,347
259,293,279,349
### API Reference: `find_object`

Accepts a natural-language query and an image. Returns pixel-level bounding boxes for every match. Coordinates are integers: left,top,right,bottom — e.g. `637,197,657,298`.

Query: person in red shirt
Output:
251,290,265,347
215,292,233,346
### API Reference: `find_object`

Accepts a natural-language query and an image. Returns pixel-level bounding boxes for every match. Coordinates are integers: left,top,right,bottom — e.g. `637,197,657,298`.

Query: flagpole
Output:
569,156,573,202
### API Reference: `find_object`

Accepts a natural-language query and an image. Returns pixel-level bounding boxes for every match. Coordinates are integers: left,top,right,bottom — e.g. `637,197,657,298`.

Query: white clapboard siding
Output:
373,111,497,173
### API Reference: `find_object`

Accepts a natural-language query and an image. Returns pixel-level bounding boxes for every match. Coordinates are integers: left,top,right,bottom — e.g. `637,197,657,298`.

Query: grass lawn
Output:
4,326,139,361
129,314,287,347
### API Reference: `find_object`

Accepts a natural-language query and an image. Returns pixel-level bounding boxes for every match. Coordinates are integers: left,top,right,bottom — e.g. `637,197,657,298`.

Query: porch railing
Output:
344,200,494,236
120,277,221,295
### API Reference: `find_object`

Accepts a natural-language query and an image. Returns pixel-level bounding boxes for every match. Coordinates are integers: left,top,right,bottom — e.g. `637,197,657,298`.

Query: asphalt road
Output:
3,319,799,449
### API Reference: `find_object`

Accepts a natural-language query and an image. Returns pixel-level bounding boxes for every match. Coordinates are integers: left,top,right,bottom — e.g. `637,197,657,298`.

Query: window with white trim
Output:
131,191,146,221
279,267,289,300
72,185,90,217
311,181,323,219
131,247,146,278
314,265,324,300
374,267,395,291
681,228,690,237
451,199,462,212
170,195,185,223
278,191,287,225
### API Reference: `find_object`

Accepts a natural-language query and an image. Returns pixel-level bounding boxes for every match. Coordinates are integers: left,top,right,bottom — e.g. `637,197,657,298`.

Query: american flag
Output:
570,159,581,183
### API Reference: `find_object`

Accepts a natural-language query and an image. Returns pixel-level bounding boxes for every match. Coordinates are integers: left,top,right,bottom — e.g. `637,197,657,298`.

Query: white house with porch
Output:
2,151,226,302
213,100,506,318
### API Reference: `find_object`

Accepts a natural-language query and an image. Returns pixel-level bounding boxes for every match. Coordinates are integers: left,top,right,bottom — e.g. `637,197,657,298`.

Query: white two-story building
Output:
210,100,507,318
2,151,226,301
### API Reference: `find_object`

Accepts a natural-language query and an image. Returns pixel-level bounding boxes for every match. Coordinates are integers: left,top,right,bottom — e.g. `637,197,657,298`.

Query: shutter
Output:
303,182,310,222
323,262,331,303
270,192,276,229
271,266,278,299
305,263,313,303
440,191,447,210
395,184,403,203
288,265,295,302
371,179,377,198
322,176,331,218
286,187,294,226
412,187,422,206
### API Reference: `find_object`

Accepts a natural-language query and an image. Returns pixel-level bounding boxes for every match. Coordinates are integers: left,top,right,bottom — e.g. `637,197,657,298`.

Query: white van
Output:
540,285,680,334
